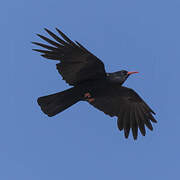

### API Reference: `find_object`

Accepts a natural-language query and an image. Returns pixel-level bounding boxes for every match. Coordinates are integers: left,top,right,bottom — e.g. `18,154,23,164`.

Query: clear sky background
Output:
2,0,180,179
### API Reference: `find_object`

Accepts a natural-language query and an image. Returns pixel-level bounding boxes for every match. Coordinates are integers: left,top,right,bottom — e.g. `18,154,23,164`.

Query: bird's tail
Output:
37,87,81,117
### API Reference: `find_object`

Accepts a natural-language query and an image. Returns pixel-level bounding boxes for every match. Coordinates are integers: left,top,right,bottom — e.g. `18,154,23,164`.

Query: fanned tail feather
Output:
37,87,80,117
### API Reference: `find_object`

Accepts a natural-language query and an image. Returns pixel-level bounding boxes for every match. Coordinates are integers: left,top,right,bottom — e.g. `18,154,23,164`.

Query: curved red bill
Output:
127,71,139,75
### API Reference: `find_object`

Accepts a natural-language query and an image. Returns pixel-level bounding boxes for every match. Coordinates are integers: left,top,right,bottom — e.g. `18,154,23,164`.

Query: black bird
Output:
32,28,157,140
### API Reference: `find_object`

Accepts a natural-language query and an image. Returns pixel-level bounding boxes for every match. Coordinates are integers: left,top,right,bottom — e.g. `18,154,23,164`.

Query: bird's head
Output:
107,70,139,85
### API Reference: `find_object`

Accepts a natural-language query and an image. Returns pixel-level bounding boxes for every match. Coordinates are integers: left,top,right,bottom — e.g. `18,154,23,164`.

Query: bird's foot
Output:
84,92,91,98
88,98,95,103
84,92,95,103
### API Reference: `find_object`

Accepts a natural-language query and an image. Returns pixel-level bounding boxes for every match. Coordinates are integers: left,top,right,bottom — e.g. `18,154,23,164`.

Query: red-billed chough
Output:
32,28,157,140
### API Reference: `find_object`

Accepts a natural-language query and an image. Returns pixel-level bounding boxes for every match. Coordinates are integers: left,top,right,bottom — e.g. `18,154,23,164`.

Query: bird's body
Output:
33,28,157,140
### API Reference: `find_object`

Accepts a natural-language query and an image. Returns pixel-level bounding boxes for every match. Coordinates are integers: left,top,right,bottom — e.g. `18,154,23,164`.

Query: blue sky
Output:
2,0,180,179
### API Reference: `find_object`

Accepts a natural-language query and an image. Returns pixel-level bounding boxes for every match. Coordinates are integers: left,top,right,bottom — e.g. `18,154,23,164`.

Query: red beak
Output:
127,71,139,75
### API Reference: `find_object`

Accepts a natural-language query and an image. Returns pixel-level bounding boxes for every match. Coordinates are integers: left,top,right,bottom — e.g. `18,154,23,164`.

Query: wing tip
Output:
55,27,61,33
133,136,138,140
44,27,49,31
32,48,40,52
44,28,52,34
124,133,130,139
36,33,41,37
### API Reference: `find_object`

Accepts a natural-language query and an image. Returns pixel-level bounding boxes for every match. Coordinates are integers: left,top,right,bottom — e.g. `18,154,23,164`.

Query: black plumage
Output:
32,28,157,140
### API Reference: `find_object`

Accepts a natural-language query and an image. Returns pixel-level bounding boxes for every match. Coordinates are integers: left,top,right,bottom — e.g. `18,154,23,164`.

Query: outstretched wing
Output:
90,85,157,140
32,28,106,86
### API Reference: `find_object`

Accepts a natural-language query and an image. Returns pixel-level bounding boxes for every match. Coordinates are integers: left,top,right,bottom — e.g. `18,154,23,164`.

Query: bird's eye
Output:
122,70,127,75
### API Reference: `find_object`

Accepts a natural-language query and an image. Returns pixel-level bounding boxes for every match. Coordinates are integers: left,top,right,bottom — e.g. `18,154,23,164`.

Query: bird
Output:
32,28,157,140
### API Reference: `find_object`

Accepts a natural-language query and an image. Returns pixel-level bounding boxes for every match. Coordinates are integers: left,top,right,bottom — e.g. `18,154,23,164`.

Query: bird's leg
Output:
84,92,95,103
